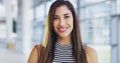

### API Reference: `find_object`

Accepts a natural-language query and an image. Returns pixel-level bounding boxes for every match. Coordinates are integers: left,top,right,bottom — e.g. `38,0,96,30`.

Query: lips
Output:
58,27,68,32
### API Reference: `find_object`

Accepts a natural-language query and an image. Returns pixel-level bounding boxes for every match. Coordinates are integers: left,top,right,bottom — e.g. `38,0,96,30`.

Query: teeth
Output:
60,28,66,30
59,27,67,32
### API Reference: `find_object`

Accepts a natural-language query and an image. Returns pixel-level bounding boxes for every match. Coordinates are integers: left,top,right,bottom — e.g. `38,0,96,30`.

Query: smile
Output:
58,27,68,32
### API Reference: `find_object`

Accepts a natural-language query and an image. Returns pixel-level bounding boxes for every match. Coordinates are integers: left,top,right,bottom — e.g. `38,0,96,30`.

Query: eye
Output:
53,16,59,20
64,16,70,18
53,17,59,20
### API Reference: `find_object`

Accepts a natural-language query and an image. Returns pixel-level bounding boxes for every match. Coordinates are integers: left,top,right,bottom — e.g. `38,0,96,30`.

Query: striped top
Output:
53,42,76,63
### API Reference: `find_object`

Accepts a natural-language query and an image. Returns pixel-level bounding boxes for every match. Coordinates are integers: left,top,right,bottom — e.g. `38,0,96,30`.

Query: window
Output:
0,20,7,38
80,0,108,6
36,5,45,21
79,1,112,63
117,0,120,14
80,17,110,44
0,4,7,38
80,1,111,20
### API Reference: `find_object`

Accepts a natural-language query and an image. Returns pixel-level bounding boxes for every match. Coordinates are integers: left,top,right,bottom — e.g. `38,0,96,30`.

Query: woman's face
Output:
53,5,73,38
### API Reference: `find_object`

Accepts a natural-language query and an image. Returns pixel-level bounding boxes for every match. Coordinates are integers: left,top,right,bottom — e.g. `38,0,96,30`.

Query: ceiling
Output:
0,0,2,4
33,0,51,7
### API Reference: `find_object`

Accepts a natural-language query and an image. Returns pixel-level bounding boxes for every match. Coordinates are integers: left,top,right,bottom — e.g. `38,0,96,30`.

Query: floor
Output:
0,48,27,63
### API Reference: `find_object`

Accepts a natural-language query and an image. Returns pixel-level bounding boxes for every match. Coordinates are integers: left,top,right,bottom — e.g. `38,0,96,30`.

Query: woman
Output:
28,0,98,63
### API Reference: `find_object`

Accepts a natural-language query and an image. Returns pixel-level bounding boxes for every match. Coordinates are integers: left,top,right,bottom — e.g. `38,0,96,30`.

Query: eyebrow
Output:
64,13,71,16
54,13,71,16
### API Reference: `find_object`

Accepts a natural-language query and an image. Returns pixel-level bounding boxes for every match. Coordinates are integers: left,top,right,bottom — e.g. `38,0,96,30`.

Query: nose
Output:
59,18,65,26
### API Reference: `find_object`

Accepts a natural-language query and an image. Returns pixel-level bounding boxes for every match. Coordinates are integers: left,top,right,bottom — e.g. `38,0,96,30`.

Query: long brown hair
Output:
39,0,87,63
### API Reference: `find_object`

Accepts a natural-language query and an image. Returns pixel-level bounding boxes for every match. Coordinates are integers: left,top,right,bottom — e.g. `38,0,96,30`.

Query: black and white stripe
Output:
53,42,76,63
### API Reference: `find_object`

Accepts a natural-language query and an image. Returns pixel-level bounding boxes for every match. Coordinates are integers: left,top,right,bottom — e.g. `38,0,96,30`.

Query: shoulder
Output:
85,46,98,63
27,44,44,63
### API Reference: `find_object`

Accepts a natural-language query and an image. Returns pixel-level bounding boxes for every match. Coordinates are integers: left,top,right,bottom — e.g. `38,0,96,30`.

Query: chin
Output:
58,34,70,38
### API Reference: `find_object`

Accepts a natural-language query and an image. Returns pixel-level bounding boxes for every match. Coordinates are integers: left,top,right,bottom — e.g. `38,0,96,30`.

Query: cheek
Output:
53,21,58,30
71,22,73,30
67,17,73,26
69,20,74,31
67,19,73,27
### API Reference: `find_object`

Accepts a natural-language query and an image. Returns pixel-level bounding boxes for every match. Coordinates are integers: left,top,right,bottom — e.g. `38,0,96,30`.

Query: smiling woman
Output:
28,0,98,63
53,5,73,42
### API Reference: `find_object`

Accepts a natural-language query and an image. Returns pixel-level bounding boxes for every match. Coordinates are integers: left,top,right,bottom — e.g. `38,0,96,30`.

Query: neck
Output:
57,35,71,45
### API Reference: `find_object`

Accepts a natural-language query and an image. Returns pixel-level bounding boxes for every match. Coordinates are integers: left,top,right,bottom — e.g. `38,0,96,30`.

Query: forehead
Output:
54,5,72,15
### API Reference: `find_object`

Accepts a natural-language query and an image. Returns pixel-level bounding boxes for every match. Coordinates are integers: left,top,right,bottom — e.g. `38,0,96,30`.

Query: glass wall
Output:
0,3,7,38
117,0,120,14
79,0,111,63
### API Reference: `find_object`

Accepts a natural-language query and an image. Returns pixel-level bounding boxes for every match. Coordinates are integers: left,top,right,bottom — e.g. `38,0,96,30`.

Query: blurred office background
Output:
0,0,120,63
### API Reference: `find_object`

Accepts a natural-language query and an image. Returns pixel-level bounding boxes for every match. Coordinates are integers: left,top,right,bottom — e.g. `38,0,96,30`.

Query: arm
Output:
86,46,98,63
27,46,38,63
